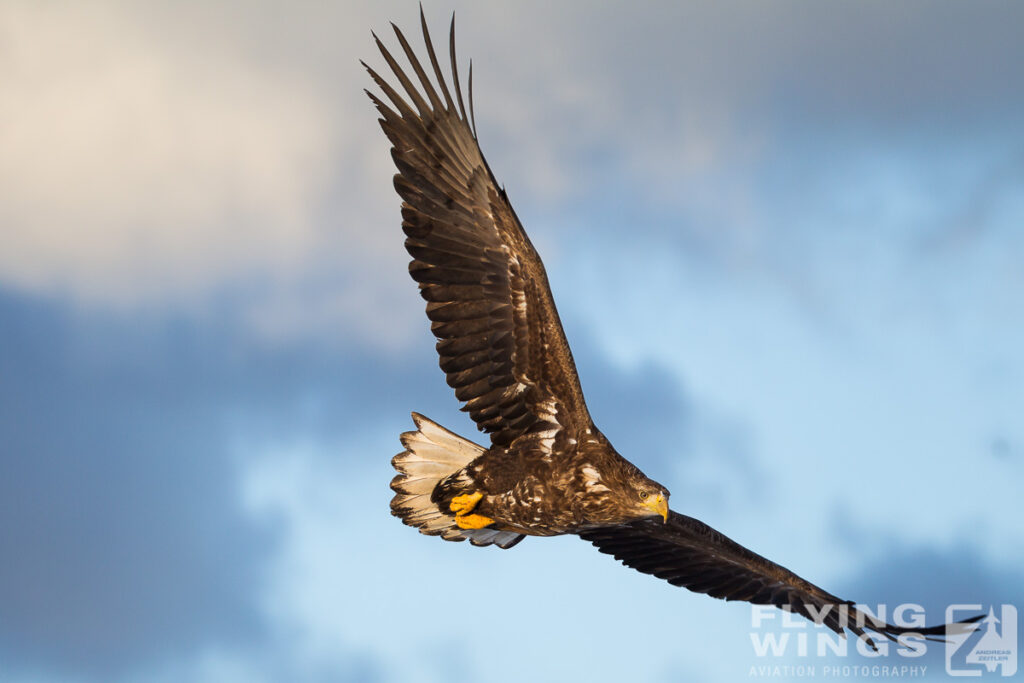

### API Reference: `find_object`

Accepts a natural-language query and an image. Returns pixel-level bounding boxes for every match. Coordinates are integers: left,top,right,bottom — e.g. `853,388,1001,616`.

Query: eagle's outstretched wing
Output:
363,11,590,448
580,511,981,649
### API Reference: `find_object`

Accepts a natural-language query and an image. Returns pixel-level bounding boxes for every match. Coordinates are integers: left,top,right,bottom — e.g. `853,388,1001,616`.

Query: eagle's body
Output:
364,9,977,647
431,423,665,537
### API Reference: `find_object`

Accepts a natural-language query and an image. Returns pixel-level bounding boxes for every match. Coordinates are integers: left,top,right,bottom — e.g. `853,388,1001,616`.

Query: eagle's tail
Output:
390,413,524,549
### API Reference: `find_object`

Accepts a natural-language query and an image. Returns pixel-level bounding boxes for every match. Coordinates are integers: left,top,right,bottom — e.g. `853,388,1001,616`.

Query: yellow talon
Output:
449,491,483,515
455,512,495,529
449,492,493,528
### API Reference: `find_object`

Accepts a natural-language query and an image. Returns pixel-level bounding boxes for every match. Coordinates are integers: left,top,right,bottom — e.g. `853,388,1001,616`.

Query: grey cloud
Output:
828,520,1022,677
545,0,1024,133
918,146,1024,252
0,286,437,679
453,1,1024,286
0,291,271,678
0,280,738,680
830,509,1022,612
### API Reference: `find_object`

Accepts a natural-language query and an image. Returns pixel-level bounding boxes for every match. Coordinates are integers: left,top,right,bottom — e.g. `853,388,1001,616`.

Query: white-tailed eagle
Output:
363,9,977,649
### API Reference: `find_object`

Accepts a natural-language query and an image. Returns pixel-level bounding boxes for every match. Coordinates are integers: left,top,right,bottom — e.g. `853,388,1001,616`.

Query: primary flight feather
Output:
364,9,977,647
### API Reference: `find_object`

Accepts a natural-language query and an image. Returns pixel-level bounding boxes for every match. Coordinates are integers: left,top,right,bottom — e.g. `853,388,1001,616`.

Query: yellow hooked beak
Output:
644,493,669,523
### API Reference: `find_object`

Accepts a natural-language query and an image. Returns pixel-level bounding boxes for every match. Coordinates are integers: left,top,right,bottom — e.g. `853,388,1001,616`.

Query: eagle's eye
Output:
639,491,650,500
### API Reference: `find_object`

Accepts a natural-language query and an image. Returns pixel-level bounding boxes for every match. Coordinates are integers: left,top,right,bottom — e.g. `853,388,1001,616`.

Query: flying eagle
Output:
364,10,976,648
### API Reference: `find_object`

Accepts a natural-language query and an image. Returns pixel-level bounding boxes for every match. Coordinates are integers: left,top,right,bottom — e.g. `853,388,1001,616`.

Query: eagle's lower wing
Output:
580,511,979,649
364,11,590,448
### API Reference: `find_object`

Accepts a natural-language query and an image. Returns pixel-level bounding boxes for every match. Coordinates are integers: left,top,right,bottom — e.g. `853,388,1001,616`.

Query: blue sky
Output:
1,1,1022,681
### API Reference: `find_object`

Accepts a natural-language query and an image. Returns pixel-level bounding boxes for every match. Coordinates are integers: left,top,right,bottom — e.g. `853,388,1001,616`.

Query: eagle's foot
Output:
455,512,495,529
449,492,483,515
449,492,493,529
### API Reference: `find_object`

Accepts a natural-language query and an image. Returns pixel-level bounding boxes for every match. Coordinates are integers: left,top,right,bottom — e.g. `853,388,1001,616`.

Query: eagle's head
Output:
593,462,671,528
631,477,670,523
576,442,671,525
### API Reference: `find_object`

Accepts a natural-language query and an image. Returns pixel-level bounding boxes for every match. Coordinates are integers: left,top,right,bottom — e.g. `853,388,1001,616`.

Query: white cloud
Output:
0,1,745,306
2,0,1021,353
0,1,590,348
0,2,350,304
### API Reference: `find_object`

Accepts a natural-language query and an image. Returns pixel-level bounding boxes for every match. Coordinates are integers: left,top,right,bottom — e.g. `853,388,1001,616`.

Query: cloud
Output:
0,2,349,304
817,517,1024,679
453,0,1024,209
840,538,1024,618
0,283,725,681
0,284,443,679
2,1,1022,352
0,290,274,678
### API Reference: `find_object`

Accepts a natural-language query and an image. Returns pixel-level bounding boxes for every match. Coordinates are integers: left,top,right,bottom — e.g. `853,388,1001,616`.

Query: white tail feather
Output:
390,413,524,549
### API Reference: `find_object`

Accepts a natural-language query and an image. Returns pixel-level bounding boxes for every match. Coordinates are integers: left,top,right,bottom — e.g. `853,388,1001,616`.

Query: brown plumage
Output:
366,9,979,647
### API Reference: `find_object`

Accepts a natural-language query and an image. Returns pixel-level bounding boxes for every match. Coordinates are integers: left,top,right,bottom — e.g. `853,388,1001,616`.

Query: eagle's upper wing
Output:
364,12,591,447
580,511,980,649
